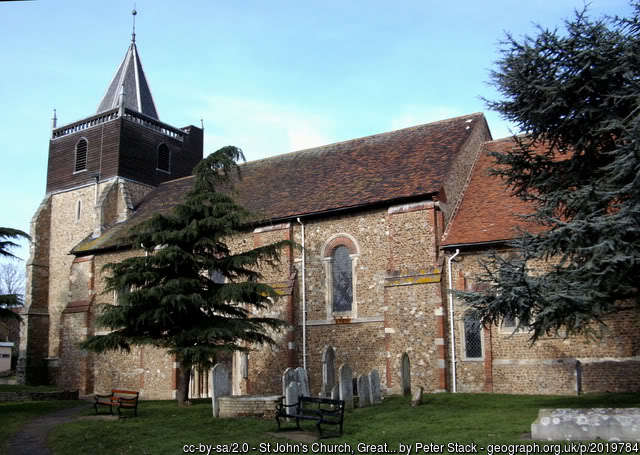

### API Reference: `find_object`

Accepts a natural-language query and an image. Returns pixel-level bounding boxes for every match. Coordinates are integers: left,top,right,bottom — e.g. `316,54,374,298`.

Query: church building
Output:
18,31,640,399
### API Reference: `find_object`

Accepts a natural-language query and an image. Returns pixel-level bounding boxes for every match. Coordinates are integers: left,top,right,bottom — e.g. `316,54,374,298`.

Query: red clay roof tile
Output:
73,113,486,254
441,137,544,247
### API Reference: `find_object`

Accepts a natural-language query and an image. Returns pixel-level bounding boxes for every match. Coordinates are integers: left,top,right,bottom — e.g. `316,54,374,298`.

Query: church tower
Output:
18,18,203,385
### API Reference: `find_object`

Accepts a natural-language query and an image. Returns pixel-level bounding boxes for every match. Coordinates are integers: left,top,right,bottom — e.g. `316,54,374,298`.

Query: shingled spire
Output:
96,9,159,119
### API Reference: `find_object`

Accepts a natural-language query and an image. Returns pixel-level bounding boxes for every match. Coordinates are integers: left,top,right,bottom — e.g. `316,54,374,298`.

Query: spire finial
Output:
131,6,137,43
51,108,57,137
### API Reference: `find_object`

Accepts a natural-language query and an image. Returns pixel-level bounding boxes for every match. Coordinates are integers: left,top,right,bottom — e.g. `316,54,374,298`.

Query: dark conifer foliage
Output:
0,227,29,319
82,147,290,404
459,6,640,341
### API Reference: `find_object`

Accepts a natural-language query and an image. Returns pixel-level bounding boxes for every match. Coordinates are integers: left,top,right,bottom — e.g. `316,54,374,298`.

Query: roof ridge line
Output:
441,140,488,244
243,112,484,166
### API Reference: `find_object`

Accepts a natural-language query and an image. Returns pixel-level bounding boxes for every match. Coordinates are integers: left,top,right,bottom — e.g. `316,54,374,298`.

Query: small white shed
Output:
0,342,14,372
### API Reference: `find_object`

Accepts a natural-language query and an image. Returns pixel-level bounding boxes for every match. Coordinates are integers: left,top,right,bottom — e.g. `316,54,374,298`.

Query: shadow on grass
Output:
48,392,640,455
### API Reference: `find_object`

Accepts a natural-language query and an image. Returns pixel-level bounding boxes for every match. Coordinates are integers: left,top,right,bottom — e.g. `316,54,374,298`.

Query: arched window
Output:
74,138,88,172
157,144,170,173
332,246,352,312
322,234,359,318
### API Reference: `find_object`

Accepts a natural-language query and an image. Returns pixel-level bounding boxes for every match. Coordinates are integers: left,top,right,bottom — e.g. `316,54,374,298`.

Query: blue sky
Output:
0,0,632,261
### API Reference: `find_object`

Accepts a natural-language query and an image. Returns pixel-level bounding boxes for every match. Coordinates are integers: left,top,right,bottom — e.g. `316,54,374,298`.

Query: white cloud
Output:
196,96,334,162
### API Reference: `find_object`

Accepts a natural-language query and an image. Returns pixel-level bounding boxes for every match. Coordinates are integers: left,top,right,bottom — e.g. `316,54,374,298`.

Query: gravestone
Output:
339,363,354,409
369,369,382,404
282,367,297,397
295,367,310,397
285,381,300,408
411,386,423,407
211,363,231,417
357,374,371,407
532,408,640,441
331,385,339,400
240,352,248,379
322,346,336,397
401,352,411,396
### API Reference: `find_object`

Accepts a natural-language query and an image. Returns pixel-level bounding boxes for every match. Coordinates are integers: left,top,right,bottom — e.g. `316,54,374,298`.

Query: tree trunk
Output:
177,363,192,406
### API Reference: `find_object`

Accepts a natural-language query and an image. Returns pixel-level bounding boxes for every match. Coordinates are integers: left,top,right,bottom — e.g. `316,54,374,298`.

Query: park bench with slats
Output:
94,389,139,417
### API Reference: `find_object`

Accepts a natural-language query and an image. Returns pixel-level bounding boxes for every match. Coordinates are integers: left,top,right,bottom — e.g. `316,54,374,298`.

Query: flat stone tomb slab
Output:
531,408,640,442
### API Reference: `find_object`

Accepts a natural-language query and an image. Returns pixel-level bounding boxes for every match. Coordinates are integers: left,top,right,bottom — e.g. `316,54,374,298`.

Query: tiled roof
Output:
73,113,486,254
441,137,543,248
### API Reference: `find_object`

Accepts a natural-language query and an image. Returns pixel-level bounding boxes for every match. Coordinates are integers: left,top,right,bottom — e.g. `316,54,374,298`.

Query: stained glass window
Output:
332,246,352,312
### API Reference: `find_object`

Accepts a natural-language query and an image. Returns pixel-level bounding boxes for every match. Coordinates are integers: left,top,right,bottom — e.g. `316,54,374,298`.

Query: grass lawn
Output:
0,399,83,455
0,384,59,393
48,392,640,455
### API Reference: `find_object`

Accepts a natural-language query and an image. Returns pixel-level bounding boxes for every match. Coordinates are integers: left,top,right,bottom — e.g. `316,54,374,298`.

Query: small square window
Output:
501,316,527,334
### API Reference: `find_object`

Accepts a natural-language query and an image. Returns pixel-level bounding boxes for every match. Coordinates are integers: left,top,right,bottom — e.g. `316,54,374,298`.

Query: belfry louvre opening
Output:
74,139,88,172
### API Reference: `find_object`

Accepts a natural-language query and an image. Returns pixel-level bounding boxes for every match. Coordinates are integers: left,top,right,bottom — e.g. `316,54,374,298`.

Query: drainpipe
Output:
296,217,307,371
94,174,100,205
447,249,460,393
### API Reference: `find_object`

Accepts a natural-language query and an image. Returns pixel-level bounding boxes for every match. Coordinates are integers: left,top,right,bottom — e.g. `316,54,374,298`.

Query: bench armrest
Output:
276,401,299,413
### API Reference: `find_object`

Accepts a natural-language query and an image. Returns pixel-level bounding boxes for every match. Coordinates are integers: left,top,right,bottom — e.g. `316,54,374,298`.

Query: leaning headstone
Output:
211,363,231,417
285,381,300,408
322,346,336,397
357,374,371,407
369,369,382,404
295,367,310,397
401,352,411,396
331,384,339,400
339,363,354,409
411,386,423,407
282,367,298,397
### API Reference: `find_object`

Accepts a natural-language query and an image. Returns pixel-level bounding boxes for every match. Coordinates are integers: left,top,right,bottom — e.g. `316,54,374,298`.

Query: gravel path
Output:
6,403,91,455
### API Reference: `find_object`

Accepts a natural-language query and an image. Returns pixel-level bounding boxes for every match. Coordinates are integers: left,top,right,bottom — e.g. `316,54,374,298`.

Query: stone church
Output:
18,34,640,399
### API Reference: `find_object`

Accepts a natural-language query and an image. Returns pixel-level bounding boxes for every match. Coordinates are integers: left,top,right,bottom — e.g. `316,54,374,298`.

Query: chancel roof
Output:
96,41,159,119
72,113,487,254
441,137,545,248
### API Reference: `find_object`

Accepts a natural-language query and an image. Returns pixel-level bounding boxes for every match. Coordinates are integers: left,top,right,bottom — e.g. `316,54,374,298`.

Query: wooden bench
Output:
275,396,345,438
94,389,139,417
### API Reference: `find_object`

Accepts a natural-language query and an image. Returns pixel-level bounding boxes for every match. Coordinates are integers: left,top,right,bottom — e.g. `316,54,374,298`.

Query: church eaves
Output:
96,41,159,120
72,113,490,255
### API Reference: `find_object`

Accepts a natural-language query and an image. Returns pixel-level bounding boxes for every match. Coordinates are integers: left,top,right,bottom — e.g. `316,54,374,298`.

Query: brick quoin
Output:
483,326,493,392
